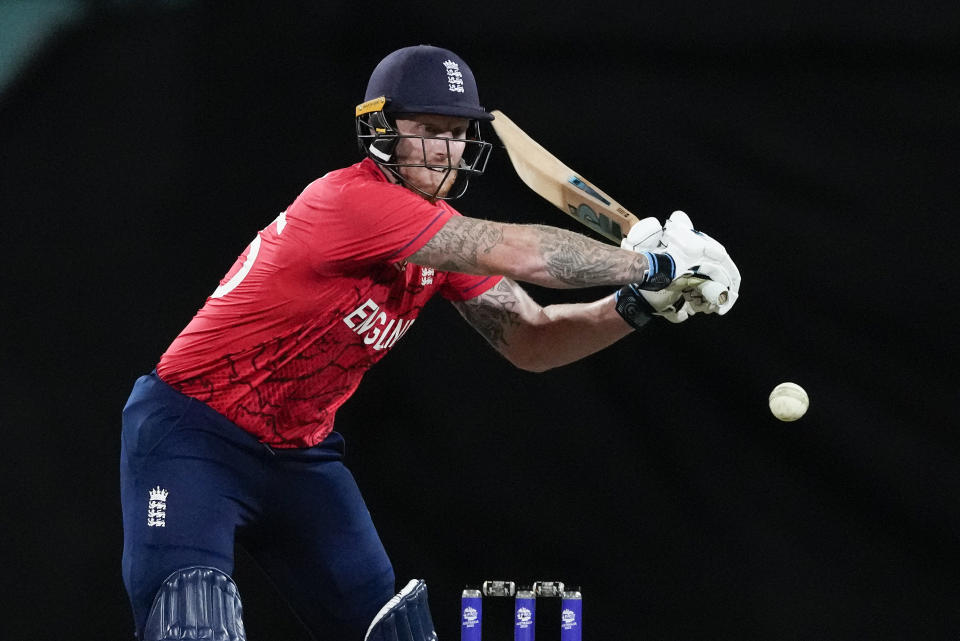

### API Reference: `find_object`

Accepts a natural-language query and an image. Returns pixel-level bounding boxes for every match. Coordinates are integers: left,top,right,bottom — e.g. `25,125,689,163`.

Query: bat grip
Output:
667,276,728,306
698,280,728,306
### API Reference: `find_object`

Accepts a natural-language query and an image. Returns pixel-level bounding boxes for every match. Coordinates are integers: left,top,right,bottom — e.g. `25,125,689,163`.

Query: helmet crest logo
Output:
443,60,465,94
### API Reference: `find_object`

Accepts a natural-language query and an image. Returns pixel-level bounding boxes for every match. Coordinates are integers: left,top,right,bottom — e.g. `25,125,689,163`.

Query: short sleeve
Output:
289,164,455,273
439,272,503,301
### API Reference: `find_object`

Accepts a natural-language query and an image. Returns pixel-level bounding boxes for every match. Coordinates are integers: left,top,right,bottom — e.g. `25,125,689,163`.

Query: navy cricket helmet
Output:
363,45,494,121
356,45,493,200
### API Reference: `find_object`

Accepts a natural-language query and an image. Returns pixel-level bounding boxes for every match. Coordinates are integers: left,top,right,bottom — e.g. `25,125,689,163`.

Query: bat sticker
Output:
568,176,611,205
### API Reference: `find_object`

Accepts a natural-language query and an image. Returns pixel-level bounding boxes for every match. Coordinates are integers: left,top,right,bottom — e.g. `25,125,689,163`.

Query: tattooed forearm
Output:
452,279,523,350
410,216,504,273
532,225,649,286
452,277,632,372
410,216,649,288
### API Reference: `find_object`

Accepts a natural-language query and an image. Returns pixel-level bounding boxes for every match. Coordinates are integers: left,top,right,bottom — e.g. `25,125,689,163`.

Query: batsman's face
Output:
393,114,469,198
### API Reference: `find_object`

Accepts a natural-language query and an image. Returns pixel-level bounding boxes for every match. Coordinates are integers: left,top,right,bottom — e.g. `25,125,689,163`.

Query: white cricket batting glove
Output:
618,216,694,324
621,216,663,253
658,211,741,315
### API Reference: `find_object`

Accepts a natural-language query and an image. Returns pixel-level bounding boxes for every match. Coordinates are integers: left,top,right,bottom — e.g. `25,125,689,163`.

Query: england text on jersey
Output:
343,299,416,351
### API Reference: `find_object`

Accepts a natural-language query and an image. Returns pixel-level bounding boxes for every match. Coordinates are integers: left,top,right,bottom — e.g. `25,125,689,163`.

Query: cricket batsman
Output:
120,45,740,640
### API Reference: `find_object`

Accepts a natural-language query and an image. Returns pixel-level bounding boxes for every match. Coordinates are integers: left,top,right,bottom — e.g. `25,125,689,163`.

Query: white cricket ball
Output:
768,382,809,421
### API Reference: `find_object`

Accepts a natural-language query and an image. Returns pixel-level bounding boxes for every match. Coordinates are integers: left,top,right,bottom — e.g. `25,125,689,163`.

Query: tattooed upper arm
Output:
451,277,542,354
408,216,504,274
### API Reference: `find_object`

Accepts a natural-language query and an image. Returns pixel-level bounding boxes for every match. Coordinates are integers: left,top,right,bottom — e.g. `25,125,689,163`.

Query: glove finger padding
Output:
661,211,740,314
660,211,728,271
621,216,663,251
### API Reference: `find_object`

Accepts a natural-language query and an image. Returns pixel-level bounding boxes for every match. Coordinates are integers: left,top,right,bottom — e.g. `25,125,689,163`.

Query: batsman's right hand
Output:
658,211,740,315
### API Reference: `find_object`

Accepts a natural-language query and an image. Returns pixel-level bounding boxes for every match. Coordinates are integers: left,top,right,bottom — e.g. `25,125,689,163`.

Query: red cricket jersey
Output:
158,159,500,447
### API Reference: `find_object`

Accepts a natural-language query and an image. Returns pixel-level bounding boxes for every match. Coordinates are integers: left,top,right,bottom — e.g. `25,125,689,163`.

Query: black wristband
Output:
638,252,676,291
615,283,657,330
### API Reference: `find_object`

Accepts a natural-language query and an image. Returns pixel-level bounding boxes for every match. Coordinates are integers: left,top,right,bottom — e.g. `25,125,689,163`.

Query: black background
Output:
2,1,958,639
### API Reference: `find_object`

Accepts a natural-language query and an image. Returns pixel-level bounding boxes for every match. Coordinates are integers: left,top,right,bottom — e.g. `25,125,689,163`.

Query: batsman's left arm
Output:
452,277,633,373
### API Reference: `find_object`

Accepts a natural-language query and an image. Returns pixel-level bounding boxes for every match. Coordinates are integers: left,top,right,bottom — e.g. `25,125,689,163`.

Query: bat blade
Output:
490,109,639,243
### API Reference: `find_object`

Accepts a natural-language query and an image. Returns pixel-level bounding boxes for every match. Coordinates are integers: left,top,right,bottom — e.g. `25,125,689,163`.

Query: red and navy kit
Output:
122,159,501,639
157,158,499,447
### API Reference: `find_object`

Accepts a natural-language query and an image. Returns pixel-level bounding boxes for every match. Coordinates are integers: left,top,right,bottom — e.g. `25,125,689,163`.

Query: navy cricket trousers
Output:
120,372,395,640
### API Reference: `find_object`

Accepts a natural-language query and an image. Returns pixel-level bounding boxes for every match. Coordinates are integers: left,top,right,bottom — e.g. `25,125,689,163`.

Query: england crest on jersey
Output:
421,267,435,286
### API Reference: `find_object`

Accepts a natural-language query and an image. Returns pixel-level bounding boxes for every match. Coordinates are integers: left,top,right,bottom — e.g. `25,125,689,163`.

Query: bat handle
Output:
698,280,728,306
668,276,728,306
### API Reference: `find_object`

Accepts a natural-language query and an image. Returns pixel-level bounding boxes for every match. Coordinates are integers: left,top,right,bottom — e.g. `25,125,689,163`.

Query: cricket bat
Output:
489,109,727,306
